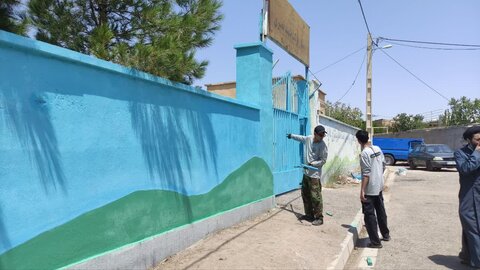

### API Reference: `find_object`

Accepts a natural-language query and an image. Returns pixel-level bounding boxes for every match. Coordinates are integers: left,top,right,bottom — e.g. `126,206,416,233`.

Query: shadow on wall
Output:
130,104,214,220
131,104,219,182
127,71,260,194
2,89,67,194
0,37,262,241
128,78,255,222
0,206,11,251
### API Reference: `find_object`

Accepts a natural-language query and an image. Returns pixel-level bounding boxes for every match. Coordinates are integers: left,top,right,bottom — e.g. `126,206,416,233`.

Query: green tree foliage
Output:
391,113,425,132
28,0,223,84
325,101,364,129
0,0,27,34
440,96,480,126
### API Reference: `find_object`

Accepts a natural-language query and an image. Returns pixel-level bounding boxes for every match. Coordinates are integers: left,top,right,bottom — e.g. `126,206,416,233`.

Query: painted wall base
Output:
69,196,275,269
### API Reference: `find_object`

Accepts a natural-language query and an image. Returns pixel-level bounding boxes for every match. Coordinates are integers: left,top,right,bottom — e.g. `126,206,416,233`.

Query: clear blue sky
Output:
194,0,480,121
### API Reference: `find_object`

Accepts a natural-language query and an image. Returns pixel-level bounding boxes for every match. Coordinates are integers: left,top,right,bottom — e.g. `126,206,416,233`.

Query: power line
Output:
376,108,448,120
377,48,451,102
378,37,480,48
387,41,480,51
336,50,367,103
357,0,375,44
308,68,324,99
416,108,447,115
312,46,366,74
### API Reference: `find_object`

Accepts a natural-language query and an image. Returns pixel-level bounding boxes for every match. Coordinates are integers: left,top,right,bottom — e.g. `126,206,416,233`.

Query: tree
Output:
325,101,364,129
0,0,26,34
441,96,480,126
391,113,425,132
28,0,223,84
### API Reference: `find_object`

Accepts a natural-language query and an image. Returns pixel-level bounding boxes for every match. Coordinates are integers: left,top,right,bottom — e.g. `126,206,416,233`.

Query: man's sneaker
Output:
299,215,314,222
312,219,324,226
382,235,391,241
459,251,468,261
368,242,383,248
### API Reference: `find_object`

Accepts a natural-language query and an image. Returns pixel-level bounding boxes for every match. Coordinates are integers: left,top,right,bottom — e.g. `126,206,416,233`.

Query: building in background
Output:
205,81,237,98
206,76,327,116
373,118,394,134
373,118,394,127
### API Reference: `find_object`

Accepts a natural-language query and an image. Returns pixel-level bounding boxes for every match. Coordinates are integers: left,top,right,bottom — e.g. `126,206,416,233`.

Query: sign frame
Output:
266,0,310,67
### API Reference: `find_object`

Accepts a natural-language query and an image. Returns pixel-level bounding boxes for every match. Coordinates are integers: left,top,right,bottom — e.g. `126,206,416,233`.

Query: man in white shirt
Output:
355,130,390,248
287,125,328,226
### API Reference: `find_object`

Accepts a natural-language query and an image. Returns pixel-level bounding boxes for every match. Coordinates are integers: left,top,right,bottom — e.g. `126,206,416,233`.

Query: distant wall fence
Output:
375,125,476,151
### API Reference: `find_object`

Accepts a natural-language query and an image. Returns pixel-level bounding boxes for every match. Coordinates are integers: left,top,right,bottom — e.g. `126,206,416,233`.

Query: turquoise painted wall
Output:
0,31,274,267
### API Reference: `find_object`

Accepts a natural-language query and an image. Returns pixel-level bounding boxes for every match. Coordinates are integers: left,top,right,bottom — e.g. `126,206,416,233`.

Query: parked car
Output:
373,137,424,165
407,144,456,171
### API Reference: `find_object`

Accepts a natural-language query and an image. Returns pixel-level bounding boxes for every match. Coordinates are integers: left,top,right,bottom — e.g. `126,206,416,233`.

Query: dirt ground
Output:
154,181,363,270
346,167,466,270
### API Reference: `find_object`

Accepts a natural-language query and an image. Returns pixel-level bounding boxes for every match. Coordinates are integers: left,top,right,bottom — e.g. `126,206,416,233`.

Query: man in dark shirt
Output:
455,125,480,268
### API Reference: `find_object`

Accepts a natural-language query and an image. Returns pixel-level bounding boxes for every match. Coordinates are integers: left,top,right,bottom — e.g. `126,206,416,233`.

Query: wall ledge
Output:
0,30,260,111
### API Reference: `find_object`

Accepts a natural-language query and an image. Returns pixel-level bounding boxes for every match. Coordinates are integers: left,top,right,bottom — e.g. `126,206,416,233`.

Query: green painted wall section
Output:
322,156,360,186
0,157,273,270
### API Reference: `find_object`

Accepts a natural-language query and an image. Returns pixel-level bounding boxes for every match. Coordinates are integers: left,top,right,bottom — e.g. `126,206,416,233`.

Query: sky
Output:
193,0,480,121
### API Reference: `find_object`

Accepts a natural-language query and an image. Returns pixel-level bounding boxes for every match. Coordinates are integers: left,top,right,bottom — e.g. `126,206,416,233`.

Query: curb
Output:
327,168,395,270
327,209,364,270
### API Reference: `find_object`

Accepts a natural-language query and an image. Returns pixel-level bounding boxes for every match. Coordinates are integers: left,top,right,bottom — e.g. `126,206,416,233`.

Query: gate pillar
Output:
235,42,273,169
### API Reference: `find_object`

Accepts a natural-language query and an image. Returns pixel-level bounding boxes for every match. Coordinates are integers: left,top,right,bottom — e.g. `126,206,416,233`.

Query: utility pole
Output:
260,0,268,42
366,34,374,138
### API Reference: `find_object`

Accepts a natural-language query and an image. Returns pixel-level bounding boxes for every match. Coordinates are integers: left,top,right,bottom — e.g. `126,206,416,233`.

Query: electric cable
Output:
336,50,367,103
357,0,376,45
386,41,480,51
377,48,451,102
378,37,480,48
416,108,447,115
308,68,324,99
312,46,366,74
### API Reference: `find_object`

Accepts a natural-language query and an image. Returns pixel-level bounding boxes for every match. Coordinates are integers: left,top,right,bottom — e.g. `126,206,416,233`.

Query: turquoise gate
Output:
272,72,309,194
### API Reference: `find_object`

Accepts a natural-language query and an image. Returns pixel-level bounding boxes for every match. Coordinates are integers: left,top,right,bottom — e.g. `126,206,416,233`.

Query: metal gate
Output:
272,72,308,194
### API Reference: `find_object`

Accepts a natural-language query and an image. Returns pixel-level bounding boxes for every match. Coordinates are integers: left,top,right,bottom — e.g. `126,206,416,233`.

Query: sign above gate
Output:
267,0,310,67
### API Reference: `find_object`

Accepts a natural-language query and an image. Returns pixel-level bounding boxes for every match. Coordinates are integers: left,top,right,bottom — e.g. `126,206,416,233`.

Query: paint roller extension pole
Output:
294,164,319,171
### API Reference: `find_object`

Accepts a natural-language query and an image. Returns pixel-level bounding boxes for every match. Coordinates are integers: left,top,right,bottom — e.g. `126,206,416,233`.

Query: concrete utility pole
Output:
366,34,374,138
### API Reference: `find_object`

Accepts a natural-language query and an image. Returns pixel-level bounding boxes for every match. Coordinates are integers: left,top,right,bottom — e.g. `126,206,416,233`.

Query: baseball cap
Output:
314,125,327,134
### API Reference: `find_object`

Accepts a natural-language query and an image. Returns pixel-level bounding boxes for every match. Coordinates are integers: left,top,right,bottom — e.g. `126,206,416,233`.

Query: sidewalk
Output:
156,170,394,270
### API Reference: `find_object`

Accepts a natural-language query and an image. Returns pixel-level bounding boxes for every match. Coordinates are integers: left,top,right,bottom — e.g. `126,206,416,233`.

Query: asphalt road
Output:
346,166,470,270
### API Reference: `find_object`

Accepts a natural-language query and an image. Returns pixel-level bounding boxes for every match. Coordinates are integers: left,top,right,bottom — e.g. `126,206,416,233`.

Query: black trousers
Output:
362,192,390,245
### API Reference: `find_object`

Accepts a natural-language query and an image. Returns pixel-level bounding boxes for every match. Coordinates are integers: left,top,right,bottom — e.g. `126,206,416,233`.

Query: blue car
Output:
407,144,456,171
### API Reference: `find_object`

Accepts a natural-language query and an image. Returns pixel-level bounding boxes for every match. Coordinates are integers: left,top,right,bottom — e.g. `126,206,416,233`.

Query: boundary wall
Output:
0,31,274,269
375,125,475,151
309,84,361,185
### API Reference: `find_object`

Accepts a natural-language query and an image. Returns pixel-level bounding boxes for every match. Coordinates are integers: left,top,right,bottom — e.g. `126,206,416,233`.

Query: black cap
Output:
314,125,327,134
463,125,480,140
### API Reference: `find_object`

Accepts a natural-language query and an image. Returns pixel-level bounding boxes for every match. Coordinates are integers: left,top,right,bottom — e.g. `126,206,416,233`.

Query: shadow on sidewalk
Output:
428,255,471,270
277,197,312,223
341,224,361,237
352,236,371,248
178,195,301,270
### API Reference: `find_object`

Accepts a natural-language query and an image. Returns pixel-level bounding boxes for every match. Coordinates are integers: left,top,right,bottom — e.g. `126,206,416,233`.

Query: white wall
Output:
309,82,361,184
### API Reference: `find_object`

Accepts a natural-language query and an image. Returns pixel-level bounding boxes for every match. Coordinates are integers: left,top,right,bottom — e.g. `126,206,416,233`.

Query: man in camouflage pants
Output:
287,125,329,225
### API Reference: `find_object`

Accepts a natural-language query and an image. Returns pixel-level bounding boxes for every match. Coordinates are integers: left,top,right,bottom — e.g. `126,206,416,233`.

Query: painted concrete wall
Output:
308,84,361,184
375,125,475,151
318,116,361,184
0,31,274,269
